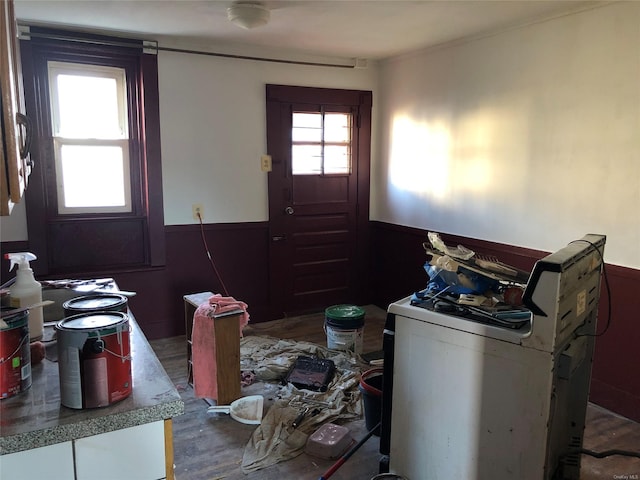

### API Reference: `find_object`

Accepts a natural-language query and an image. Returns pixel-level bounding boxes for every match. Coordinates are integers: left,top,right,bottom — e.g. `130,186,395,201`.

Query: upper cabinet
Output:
1,0,31,216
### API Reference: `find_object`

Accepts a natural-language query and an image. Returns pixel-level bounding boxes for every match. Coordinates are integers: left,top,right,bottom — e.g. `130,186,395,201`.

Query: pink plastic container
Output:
305,423,354,459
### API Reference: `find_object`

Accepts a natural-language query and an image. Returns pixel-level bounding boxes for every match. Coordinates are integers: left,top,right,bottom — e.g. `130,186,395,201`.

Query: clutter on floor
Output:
317,420,381,480
205,335,370,473
305,423,354,459
207,394,264,424
285,355,336,392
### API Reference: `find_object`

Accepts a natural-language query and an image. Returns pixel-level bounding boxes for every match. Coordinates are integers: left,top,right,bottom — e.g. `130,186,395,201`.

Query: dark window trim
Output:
21,27,165,276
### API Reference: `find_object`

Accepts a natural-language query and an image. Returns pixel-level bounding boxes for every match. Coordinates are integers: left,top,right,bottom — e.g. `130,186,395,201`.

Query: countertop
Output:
0,313,184,455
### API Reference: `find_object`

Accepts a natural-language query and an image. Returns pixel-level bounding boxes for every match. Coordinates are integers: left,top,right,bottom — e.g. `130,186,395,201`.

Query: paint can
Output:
56,312,131,409
324,304,365,354
62,293,128,317
0,307,32,399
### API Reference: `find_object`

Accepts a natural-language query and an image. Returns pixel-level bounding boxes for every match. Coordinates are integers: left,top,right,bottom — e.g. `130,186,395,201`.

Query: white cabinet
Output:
0,441,75,480
0,421,168,480
75,421,166,480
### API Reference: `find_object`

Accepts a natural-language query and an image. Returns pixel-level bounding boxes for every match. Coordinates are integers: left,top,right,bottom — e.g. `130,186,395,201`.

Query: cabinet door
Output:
0,441,75,480
74,421,166,480
1,0,30,215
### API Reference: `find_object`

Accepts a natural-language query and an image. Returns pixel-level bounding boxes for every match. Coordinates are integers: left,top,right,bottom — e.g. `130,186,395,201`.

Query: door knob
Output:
285,206,294,215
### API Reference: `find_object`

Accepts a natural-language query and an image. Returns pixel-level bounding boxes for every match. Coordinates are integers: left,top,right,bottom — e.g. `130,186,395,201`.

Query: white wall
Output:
157,41,377,225
373,2,640,268
0,199,28,241
0,42,377,239
6,2,638,269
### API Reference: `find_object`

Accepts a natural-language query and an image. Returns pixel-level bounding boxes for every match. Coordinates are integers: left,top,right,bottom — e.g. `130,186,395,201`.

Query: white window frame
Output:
47,61,132,214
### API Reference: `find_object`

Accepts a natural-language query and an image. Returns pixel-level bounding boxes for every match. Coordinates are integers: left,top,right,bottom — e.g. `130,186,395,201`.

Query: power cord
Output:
196,211,229,296
579,448,640,459
568,238,611,337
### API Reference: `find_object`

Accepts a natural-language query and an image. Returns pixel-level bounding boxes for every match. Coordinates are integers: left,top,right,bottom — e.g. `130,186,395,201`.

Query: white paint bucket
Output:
324,305,365,354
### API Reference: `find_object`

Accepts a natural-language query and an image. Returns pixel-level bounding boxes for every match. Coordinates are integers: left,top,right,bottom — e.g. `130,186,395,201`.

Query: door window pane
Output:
292,113,322,142
292,145,322,174
324,145,350,174
291,111,352,175
324,113,350,143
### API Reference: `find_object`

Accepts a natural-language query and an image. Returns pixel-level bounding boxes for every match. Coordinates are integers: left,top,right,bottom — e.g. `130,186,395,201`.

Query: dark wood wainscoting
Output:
589,263,640,422
121,222,272,339
369,221,549,310
1,223,272,339
370,221,640,422
3,221,639,421
369,221,429,309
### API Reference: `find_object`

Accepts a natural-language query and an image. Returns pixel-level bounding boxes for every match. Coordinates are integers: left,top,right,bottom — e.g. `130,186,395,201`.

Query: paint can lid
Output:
57,312,128,331
324,305,364,322
63,294,128,312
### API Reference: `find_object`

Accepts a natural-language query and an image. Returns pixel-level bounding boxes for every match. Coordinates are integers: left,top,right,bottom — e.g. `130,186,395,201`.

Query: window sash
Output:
53,138,132,214
48,61,128,139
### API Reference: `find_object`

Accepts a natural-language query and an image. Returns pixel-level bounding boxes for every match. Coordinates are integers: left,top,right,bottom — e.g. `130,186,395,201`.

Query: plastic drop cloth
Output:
239,336,367,473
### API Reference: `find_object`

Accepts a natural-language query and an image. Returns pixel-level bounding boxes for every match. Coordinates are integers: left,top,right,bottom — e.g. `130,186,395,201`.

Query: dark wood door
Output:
266,85,372,316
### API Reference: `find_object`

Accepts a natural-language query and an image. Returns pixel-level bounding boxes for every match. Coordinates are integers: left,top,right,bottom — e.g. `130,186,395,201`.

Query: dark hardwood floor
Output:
150,305,640,480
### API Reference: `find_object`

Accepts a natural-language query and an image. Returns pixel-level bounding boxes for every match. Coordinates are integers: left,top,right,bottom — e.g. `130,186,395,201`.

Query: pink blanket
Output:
192,294,249,399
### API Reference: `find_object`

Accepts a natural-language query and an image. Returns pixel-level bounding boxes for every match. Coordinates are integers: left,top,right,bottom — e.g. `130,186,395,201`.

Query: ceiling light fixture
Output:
227,1,271,30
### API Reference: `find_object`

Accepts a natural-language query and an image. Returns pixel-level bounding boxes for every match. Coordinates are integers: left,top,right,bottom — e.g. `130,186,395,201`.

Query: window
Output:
291,111,352,175
20,27,165,274
48,62,131,214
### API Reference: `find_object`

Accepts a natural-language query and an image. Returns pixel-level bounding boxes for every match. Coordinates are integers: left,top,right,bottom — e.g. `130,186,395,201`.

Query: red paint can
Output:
0,307,32,399
56,312,131,409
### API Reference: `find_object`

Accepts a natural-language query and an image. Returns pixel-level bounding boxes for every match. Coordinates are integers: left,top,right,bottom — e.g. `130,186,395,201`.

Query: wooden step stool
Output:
184,292,242,405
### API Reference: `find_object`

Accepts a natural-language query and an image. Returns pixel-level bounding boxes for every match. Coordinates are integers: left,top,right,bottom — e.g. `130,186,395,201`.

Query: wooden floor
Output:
150,305,640,480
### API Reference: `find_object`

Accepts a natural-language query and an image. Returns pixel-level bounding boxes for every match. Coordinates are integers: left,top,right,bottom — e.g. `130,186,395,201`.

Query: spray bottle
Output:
5,252,44,341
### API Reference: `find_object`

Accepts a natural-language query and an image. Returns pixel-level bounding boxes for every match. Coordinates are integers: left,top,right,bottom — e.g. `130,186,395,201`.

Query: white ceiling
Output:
14,0,602,60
